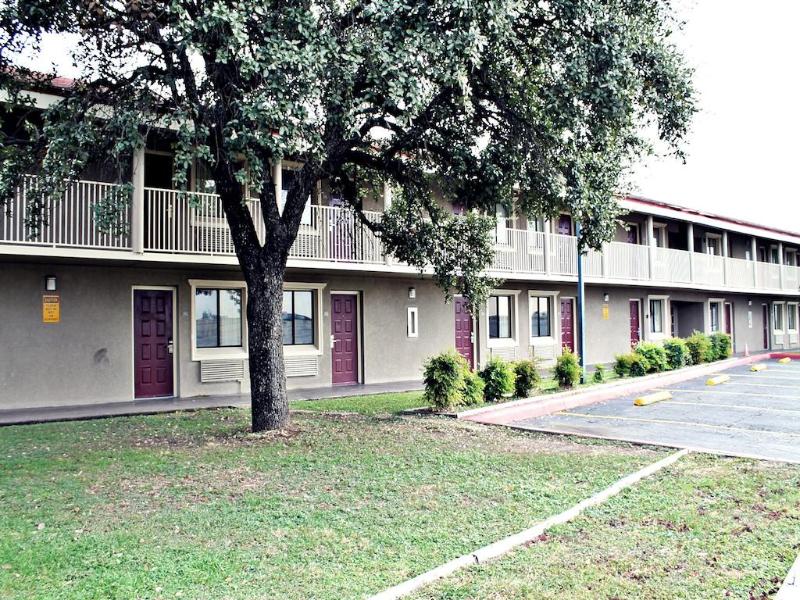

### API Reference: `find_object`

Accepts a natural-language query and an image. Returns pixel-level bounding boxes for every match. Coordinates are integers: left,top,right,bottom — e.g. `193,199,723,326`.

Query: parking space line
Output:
662,388,800,399
557,411,800,439
703,381,800,389
729,374,800,381
662,400,800,416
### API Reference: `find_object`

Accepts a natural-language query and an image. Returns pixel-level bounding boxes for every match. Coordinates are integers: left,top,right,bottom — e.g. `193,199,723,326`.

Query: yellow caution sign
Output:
42,294,60,323
706,374,730,386
750,363,767,372
634,391,672,406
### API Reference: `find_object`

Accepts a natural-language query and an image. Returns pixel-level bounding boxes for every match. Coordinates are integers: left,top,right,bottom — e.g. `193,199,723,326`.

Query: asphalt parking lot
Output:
512,360,800,463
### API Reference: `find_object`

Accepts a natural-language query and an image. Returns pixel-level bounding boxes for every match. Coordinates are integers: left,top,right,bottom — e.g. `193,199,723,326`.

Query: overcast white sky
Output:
24,1,800,230
631,0,800,230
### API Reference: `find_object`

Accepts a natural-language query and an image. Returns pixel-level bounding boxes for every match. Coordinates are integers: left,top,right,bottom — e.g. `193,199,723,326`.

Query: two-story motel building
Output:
2,83,800,411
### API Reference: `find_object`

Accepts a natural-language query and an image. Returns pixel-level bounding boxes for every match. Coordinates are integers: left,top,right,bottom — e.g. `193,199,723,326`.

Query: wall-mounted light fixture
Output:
603,292,610,302
408,286,416,299
45,275,57,292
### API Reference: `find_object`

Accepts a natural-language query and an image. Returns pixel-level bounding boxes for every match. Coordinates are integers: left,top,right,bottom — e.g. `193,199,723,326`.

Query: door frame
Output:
131,285,178,400
559,296,576,354
762,303,770,350
628,298,642,347
724,301,735,346
330,290,362,385
454,294,476,369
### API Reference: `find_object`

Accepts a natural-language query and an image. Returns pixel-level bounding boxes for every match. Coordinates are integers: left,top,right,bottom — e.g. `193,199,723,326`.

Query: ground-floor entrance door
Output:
454,296,474,368
560,298,575,353
133,289,174,399
331,293,359,385
762,304,769,350
629,300,641,347
724,302,734,346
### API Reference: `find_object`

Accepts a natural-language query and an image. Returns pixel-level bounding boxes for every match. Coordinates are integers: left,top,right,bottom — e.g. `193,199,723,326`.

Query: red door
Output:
454,297,474,368
724,303,733,337
331,294,358,384
557,214,573,236
560,298,575,353
762,304,769,349
629,300,641,347
134,289,174,398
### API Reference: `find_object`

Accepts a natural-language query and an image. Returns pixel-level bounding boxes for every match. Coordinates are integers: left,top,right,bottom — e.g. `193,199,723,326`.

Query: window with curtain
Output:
530,296,551,337
649,299,664,334
195,288,243,348
488,295,512,339
282,290,315,345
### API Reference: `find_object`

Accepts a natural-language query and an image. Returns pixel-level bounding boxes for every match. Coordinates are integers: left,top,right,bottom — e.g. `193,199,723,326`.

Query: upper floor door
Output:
557,214,573,236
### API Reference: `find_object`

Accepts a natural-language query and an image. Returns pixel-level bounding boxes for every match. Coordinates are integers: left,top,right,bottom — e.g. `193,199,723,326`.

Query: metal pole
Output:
575,220,587,384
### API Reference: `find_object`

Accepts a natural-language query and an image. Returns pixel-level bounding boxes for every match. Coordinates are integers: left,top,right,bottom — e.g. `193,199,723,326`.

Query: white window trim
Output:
773,301,785,334
646,295,669,340
707,298,725,334
283,282,327,357
487,289,521,348
652,222,668,248
624,221,641,244
788,302,798,333
704,232,722,256
189,279,248,361
407,306,419,338
528,290,559,346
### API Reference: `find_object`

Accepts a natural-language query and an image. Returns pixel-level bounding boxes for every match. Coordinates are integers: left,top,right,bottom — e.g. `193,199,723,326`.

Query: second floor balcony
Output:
2,175,799,296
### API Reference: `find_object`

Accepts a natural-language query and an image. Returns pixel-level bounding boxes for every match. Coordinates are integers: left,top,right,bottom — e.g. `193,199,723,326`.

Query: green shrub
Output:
554,348,581,388
710,332,732,360
634,342,669,373
512,359,540,398
592,364,606,383
461,370,485,406
614,354,634,377
423,349,470,411
480,357,516,402
686,331,714,364
662,338,690,370
628,353,650,377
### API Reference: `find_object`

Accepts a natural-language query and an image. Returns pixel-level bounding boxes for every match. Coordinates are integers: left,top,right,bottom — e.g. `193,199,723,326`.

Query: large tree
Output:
0,0,694,431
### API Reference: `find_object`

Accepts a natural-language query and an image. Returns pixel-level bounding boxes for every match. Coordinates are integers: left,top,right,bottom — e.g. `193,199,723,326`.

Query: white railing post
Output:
601,242,608,278
721,231,729,285
543,220,552,275
646,215,655,280
778,242,785,290
686,222,695,284
132,147,145,254
751,237,758,288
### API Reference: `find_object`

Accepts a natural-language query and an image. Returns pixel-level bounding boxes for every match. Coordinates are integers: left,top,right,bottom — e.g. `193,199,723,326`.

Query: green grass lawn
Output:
413,453,800,599
0,406,661,599
291,390,425,414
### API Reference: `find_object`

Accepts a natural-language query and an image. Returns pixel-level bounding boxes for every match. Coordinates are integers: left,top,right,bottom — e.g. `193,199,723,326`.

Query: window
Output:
195,288,243,348
407,307,419,338
770,246,780,264
773,303,784,332
494,203,509,245
530,296,551,338
278,167,313,226
488,295,512,339
282,290,315,345
653,224,667,248
788,303,798,332
528,217,545,233
709,302,721,333
625,223,640,245
649,299,664,334
705,236,720,256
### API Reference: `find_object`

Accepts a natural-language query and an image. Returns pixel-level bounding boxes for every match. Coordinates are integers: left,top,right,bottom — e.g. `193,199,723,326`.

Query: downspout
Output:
576,221,587,384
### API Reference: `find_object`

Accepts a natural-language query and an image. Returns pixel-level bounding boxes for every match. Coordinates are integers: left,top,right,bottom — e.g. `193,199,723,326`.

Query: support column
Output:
722,230,729,285
687,222,695,283
779,242,785,290
646,215,655,279
132,146,145,254
383,181,393,266
751,237,758,287
273,160,282,208
543,218,552,275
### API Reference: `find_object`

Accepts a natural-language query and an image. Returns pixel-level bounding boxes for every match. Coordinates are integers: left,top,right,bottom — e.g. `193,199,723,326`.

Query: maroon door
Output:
331,294,358,384
762,304,769,349
629,300,641,347
134,289,174,398
557,214,573,236
454,297,474,368
724,303,733,336
560,298,575,353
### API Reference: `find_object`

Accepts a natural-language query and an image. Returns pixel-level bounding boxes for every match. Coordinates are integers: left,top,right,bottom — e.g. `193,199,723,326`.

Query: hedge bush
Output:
629,353,650,377
710,332,732,360
462,370,485,406
614,353,634,377
423,350,476,411
554,348,581,388
686,331,714,364
663,338,690,370
634,342,669,373
592,364,606,383
512,359,540,398
480,357,516,402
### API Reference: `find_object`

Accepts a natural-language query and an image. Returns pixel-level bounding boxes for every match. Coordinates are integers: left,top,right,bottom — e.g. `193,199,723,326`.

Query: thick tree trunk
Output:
246,262,290,432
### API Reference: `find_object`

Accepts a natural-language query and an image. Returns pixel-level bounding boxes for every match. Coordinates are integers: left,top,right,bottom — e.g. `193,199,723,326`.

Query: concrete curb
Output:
368,449,690,600
777,552,800,599
457,353,782,426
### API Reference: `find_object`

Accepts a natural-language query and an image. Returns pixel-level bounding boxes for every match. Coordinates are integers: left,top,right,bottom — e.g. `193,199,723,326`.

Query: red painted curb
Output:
462,353,773,426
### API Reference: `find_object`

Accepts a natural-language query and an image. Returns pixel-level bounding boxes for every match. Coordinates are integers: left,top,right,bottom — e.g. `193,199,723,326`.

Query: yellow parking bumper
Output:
750,363,767,372
706,374,730,386
634,391,672,406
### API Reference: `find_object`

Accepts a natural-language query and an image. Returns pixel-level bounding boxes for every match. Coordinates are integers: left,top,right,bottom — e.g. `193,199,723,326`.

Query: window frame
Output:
487,290,520,348
647,295,669,338
494,203,510,246
529,295,552,339
787,302,798,333
189,279,248,361
283,282,327,356
407,306,419,338
282,290,317,347
708,299,724,334
773,302,785,334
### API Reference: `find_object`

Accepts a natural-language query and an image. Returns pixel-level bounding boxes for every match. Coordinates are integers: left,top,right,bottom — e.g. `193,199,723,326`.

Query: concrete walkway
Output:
0,380,423,426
